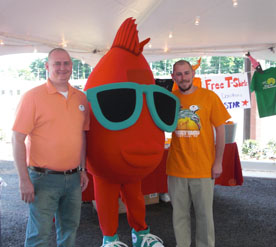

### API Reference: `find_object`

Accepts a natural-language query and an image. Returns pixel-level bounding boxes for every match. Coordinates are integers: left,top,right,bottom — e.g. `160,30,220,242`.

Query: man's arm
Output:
79,131,89,192
212,124,225,179
12,131,35,203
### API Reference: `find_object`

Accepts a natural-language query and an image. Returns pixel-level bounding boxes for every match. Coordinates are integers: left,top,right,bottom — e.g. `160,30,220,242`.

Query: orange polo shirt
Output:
12,80,90,171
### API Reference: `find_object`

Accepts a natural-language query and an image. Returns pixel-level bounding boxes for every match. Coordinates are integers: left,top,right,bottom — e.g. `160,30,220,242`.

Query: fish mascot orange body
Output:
84,18,179,246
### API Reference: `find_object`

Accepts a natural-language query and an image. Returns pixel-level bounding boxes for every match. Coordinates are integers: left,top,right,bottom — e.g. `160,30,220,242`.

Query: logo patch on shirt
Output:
79,105,85,111
175,104,201,138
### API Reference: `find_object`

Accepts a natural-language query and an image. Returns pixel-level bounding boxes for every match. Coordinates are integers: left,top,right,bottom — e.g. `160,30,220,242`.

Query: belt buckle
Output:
64,169,73,175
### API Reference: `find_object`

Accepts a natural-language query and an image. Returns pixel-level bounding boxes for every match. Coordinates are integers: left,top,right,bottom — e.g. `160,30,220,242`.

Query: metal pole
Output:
243,57,251,141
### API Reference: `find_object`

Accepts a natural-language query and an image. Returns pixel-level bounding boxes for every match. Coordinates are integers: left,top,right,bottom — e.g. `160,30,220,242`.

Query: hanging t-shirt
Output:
166,88,231,178
250,67,276,118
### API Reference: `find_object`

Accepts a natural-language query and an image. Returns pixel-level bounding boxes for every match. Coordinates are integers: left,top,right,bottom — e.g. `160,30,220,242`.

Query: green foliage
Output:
151,56,245,77
231,57,244,73
71,58,92,79
151,60,171,76
28,57,92,80
265,60,276,68
0,128,5,141
198,58,209,74
242,139,262,159
17,69,35,80
241,139,276,160
263,140,276,160
29,58,47,79
7,55,269,81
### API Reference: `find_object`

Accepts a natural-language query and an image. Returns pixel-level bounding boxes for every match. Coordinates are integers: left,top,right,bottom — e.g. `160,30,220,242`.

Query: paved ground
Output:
1,143,276,247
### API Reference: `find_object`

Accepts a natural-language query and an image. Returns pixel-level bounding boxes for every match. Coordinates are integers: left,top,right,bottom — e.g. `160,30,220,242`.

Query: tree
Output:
27,55,247,81
230,57,244,73
84,64,92,78
17,69,34,80
151,60,168,76
265,60,276,68
152,56,244,75
198,57,209,74
209,57,220,74
71,58,92,79
29,57,92,80
29,58,47,80
151,57,202,77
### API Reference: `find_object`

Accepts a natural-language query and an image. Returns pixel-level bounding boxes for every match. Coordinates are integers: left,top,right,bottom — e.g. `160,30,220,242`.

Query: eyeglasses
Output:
85,82,180,131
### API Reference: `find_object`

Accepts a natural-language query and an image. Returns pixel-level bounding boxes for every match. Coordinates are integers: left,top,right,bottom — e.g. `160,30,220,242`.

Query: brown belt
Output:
29,166,78,175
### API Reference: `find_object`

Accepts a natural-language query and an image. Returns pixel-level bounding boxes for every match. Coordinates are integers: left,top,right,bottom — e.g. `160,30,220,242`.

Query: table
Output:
82,142,243,201
214,142,243,186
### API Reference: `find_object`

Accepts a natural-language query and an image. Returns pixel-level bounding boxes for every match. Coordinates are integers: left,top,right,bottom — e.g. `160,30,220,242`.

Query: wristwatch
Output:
79,167,87,172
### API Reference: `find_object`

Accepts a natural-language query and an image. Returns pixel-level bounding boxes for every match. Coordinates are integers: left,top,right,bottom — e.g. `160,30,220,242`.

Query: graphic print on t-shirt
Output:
262,77,276,89
175,105,201,138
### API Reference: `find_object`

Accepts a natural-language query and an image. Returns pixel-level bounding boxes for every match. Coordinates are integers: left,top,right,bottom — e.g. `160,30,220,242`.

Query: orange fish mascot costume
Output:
84,18,179,247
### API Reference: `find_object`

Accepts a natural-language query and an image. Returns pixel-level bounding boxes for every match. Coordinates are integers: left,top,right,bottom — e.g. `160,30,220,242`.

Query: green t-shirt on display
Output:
250,67,276,118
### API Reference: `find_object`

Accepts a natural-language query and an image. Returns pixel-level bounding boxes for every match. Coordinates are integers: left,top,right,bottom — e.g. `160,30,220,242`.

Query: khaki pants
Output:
168,176,215,247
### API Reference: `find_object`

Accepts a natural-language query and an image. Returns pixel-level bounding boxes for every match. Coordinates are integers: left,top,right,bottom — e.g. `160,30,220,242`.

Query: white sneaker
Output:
159,193,170,202
102,234,128,247
141,233,164,247
101,240,129,247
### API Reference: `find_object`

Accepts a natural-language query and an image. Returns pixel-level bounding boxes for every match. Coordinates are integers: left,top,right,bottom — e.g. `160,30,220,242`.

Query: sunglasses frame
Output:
85,82,180,131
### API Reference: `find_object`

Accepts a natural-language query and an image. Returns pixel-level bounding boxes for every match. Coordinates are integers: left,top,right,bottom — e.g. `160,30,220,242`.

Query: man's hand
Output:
213,124,225,180
20,178,35,203
80,171,89,192
211,160,222,179
12,131,34,203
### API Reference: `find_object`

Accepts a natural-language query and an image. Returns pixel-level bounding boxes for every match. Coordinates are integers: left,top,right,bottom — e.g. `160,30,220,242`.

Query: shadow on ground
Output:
1,159,276,247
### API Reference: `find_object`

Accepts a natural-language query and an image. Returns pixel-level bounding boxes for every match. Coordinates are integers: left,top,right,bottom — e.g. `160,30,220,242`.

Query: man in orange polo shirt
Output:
12,48,90,247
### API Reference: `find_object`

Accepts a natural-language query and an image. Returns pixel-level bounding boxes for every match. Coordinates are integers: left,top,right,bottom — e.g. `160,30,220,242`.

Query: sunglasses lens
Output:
97,88,136,122
153,92,177,126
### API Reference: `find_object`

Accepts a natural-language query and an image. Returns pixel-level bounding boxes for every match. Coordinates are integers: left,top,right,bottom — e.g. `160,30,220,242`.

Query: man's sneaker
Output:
101,234,129,247
131,228,164,247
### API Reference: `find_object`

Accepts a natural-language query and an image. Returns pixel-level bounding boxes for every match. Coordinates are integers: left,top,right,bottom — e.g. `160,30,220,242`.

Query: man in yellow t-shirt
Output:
167,60,231,247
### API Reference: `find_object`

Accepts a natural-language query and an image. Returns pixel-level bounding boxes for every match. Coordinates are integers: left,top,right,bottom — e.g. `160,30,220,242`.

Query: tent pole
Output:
243,57,252,141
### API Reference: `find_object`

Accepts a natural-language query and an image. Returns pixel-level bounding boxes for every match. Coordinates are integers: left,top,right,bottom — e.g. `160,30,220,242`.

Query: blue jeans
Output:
25,169,82,247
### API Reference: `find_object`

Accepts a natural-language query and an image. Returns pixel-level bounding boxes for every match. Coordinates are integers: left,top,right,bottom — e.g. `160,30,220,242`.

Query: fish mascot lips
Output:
121,141,163,168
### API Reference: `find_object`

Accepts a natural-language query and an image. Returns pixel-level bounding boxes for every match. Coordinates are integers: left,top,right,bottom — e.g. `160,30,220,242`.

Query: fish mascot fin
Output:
192,57,201,70
112,17,150,55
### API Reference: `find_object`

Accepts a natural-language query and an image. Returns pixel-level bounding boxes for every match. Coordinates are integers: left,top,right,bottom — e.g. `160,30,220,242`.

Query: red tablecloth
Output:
215,142,243,186
82,142,243,201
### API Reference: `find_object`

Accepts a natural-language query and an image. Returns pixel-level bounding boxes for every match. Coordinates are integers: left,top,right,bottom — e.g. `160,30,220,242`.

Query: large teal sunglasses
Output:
85,82,180,131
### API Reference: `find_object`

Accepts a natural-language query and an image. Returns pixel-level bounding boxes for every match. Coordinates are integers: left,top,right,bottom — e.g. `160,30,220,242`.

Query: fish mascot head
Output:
84,18,179,183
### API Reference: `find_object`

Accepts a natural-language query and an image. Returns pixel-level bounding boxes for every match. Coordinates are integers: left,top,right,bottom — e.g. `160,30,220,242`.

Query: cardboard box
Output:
144,193,159,205
92,193,159,214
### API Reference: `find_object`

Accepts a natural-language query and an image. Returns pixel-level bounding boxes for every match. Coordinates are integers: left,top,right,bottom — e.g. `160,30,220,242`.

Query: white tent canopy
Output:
1,0,276,66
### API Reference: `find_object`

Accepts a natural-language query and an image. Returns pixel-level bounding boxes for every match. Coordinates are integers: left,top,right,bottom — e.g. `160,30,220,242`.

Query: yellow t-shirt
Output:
166,88,231,178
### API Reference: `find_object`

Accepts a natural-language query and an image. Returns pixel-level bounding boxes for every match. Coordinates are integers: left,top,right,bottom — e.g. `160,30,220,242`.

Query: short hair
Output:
48,48,70,61
172,60,193,72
